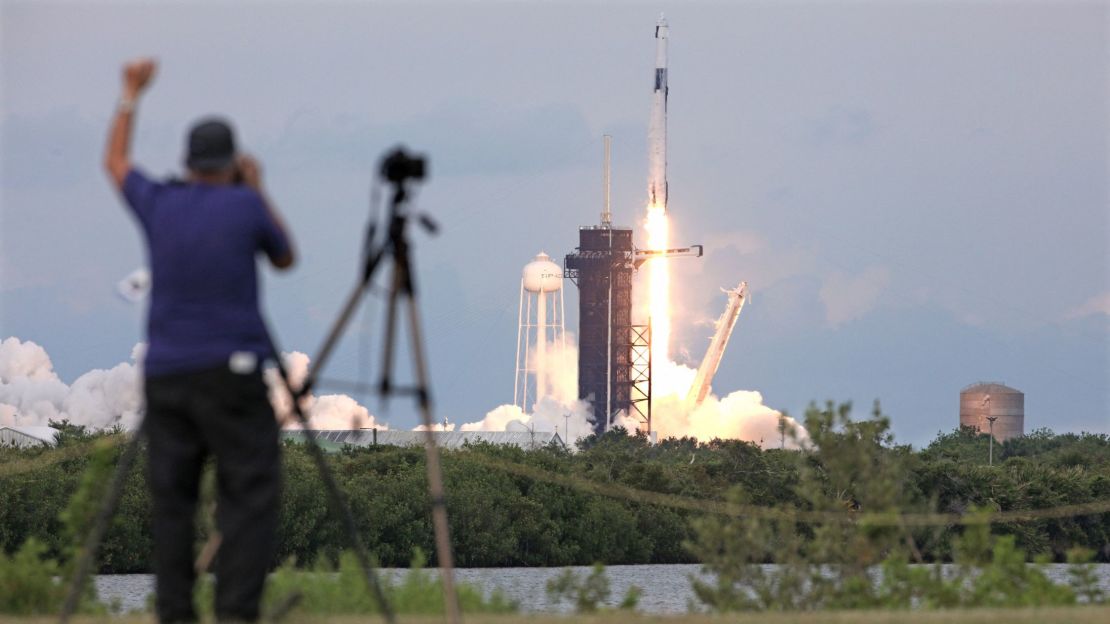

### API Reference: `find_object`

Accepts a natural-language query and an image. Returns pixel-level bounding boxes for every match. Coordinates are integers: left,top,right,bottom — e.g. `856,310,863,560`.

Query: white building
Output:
283,429,565,452
0,426,61,448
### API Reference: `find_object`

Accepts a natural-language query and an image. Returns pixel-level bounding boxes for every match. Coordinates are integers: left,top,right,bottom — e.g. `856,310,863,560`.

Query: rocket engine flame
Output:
646,205,671,364
629,16,806,446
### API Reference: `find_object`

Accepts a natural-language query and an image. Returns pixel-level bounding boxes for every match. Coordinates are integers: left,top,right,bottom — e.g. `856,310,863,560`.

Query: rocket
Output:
647,14,669,210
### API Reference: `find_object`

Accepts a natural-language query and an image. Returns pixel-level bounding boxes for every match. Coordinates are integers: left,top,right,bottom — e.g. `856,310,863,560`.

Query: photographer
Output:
104,57,295,623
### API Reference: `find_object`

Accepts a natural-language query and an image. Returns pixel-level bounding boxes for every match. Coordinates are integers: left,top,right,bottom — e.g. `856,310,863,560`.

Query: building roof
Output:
0,426,61,445
961,381,1022,394
282,429,565,451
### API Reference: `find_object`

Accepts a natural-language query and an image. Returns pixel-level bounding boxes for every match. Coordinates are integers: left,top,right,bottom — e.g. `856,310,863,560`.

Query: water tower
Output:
959,382,1024,441
514,252,565,412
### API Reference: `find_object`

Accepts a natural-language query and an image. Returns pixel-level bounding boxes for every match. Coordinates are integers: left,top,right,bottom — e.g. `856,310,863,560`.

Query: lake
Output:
96,563,1110,615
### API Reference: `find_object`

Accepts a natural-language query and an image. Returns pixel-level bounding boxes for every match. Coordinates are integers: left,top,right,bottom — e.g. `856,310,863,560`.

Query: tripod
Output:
291,148,461,623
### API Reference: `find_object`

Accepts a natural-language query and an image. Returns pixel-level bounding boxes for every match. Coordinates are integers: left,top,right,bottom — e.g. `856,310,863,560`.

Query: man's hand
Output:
122,58,157,98
105,57,156,189
236,154,263,191
239,153,296,270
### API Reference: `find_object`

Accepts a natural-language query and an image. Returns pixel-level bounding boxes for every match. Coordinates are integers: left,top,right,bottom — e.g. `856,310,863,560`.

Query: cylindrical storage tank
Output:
959,382,1024,441
522,252,562,293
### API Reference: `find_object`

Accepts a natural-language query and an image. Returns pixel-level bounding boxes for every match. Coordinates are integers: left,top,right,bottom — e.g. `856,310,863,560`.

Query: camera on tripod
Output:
380,146,426,184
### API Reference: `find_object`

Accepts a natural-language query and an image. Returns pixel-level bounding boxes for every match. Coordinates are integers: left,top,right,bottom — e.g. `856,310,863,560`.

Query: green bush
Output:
545,563,640,613
688,402,1107,612
0,539,64,615
193,549,515,617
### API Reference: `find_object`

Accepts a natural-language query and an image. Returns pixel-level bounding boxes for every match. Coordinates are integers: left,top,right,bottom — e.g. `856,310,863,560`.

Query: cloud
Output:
802,105,877,147
819,267,891,327
1065,292,1110,320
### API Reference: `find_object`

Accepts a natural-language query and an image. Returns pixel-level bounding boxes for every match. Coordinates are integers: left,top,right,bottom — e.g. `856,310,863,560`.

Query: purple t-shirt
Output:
123,168,290,378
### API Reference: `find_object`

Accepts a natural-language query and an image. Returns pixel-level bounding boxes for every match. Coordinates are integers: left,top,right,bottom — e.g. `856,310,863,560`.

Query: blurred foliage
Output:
688,402,1108,611
0,539,81,615
545,563,641,613
192,548,515,617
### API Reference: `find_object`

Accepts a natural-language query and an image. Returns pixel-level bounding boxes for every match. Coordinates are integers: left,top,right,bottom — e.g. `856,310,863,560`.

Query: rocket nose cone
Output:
655,16,669,38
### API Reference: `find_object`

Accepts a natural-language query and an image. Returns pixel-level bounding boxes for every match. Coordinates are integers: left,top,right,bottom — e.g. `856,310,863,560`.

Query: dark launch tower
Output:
565,227,649,434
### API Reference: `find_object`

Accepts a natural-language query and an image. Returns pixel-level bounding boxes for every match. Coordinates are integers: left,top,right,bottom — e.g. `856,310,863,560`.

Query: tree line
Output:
0,403,1107,574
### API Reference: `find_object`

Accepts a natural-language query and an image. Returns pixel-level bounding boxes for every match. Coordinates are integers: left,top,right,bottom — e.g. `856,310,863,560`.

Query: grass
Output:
4,606,1110,624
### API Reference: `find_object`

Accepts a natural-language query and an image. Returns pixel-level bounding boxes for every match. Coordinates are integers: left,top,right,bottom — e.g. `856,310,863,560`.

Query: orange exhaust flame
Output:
645,205,670,367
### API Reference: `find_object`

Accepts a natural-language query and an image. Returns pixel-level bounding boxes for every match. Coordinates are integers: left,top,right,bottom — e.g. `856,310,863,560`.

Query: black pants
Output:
145,365,280,623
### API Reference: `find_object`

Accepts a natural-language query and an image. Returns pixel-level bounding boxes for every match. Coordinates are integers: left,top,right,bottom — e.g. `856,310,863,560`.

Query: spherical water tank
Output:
522,252,562,293
959,382,1024,441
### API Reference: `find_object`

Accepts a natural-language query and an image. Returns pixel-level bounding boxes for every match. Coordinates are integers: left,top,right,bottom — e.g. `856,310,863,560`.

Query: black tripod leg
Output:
377,264,402,398
300,246,386,398
59,420,147,623
266,333,396,624
397,261,462,624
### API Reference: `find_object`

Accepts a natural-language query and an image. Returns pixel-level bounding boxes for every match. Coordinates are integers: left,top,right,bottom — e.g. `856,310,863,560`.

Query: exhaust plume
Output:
266,351,385,431
0,337,143,430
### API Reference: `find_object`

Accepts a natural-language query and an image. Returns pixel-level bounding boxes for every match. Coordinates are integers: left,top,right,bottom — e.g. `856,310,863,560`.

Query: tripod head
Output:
380,146,426,184
373,145,438,244
379,146,427,212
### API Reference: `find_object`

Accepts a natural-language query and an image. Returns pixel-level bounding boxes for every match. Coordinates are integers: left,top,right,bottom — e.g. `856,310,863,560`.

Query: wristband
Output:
117,97,136,114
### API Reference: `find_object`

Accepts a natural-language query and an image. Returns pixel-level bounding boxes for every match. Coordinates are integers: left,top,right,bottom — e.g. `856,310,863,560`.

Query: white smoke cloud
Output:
266,351,385,431
612,354,807,449
61,361,144,429
413,422,455,432
461,329,806,448
0,332,804,449
0,339,385,432
461,396,594,444
0,336,143,429
0,337,60,381
456,335,593,443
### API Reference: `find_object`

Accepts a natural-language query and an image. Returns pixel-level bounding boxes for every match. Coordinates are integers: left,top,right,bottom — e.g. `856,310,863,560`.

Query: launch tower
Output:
565,17,700,435
564,226,649,433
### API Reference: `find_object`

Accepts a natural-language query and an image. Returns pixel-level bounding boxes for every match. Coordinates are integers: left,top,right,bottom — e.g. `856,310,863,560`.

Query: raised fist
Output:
122,58,157,96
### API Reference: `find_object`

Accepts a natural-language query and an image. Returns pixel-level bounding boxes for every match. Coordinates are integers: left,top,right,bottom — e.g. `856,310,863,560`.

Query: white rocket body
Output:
647,16,669,210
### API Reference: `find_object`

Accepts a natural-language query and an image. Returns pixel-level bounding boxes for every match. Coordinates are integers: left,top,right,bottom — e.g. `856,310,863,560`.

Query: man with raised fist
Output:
105,57,295,623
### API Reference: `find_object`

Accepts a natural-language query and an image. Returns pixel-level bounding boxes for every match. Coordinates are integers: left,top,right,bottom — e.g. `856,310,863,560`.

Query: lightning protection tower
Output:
514,252,566,412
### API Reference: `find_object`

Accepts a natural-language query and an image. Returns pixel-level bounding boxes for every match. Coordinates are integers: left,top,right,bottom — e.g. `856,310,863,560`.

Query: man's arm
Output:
237,154,297,270
104,58,156,189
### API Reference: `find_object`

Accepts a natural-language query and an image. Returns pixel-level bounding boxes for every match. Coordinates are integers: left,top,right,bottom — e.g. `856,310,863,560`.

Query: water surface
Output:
95,563,1110,614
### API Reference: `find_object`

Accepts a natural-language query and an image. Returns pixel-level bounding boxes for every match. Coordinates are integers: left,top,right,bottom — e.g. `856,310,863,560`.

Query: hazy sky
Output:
2,1,1107,445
